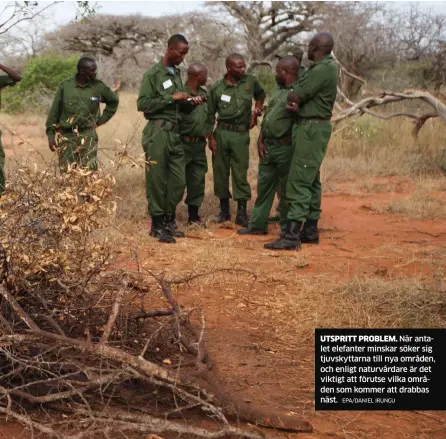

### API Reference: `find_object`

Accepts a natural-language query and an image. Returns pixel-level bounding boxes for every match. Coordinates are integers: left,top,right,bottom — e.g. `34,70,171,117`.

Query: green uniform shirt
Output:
137,60,191,124
0,75,17,111
294,54,338,119
207,74,266,128
262,80,299,139
45,76,119,140
179,84,212,137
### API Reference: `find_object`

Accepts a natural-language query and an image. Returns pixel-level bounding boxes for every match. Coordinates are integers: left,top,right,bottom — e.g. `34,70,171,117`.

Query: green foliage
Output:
405,62,436,88
3,53,78,114
253,66,277,95
20,53,78,91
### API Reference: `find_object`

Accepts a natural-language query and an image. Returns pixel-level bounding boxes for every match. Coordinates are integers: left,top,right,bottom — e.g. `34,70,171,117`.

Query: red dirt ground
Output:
3,185,446,438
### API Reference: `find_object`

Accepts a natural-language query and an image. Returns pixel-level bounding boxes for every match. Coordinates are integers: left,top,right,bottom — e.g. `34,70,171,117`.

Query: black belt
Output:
264,135,292,145
217,121,249,132
297,117,331,124
152,119,179,133
181,136,206,144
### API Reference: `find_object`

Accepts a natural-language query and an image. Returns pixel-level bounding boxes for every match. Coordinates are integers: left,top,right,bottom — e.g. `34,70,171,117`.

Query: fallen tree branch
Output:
333,89,446,137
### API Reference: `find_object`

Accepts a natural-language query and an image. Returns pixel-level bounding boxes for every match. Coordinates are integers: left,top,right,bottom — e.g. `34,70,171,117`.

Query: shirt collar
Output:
74,75,93,88
223,73,247,87
314,54,333,65
158,59,178,76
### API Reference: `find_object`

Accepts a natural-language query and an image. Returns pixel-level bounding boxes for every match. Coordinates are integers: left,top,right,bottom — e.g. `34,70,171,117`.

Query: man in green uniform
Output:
0,62,21,196
46,57,119,172
265,32,338,251
137,34,204,243
180,62,211,227
207,54,266,227
237,57,300,236
269,45,306,222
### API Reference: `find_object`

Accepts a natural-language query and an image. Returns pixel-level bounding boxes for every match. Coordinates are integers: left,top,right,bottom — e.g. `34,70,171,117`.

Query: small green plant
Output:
253,65,277,95
3,52,78,114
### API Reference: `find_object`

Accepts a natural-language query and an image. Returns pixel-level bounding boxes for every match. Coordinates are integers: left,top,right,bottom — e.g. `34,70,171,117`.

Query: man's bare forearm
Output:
0,63,21,82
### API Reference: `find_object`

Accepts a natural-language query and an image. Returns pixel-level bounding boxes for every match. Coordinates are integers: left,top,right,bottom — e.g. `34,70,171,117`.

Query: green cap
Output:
275,45,304,61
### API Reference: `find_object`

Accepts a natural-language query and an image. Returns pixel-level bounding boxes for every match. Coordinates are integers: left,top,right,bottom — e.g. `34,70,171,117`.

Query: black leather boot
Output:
187,205,206,228
164,213,185,238
216,198,231,223
150,216,176,243
300,219,319,244
264,221,302,250
235,200,249,227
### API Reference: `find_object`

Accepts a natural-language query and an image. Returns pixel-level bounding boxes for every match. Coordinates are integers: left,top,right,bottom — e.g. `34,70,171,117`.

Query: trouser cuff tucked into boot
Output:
187,205,206,227
216,198,231,223
164,213,185,238
300,219,319,244
150,216,176,243
235,200,249,227
264,221,302,250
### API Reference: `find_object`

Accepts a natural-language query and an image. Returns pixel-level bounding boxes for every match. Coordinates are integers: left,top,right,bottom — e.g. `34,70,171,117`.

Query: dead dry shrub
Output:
0,164,312,438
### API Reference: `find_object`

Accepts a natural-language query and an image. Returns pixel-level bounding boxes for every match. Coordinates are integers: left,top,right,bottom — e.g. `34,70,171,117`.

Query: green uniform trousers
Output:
183,141,208,207
57,130,98,172
0,129,5,196
142,120,185,217
249,140,295,232
212,128,251,201
286,122,332,222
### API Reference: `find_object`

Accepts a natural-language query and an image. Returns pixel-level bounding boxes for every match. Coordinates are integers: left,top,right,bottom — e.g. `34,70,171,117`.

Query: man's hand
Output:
188,96,206,105
258,138,267,161
48,139,58,152
249,113,258,129
208,133,217,156
286,102,299,113
173,92,191,101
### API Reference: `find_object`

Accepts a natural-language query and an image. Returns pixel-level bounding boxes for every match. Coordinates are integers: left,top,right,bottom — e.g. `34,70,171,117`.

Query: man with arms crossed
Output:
237,56,300,236
264,32,338,251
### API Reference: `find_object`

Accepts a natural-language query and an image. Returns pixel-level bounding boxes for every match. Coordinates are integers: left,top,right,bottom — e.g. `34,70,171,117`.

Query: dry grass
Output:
369,177,446,219
2,92,446,438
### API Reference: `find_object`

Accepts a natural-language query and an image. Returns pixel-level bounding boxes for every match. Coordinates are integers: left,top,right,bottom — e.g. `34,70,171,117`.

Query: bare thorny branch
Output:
0,166,312,436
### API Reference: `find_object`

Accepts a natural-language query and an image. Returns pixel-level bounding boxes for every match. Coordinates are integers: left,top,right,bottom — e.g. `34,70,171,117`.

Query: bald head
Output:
275,56,300,86
277,56,300,73
187,62,207,76
308,32,334,61
187,62,208,87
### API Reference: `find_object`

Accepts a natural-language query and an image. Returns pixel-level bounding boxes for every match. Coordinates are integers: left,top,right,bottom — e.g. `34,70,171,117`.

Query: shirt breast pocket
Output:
64,94,82,116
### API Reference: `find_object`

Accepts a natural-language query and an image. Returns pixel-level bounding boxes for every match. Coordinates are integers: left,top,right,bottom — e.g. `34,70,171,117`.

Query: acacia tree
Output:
0,1,97,35
208,1,328,60
175,12,243,81
321,2,396,98
390,3,446,94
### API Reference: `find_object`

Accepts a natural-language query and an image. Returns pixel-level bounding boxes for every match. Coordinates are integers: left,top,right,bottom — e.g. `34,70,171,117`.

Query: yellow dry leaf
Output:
162,359,172,365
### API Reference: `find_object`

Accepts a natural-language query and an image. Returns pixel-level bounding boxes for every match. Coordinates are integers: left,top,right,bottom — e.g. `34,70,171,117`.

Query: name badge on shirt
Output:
163,79,173,89
221,94,231,103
